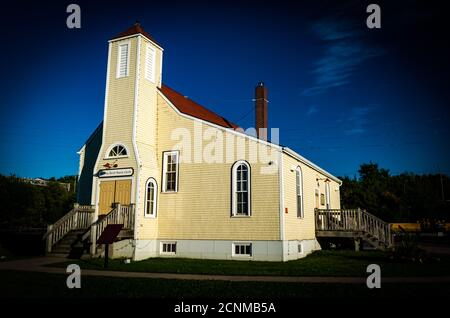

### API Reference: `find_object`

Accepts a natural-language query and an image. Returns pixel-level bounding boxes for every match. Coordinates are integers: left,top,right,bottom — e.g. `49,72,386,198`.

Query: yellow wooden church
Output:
44,24,391,261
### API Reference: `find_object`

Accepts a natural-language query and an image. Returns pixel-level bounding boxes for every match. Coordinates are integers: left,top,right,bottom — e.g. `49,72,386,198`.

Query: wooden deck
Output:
315,208,392,250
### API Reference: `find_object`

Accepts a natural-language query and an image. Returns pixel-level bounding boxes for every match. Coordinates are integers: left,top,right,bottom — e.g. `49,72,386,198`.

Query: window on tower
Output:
107,144,128,158
117,42,130,78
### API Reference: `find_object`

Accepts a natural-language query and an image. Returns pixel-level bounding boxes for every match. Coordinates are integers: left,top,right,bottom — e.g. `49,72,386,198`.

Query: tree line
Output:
0,163,449,229
0,175,76,229
339,163,450,222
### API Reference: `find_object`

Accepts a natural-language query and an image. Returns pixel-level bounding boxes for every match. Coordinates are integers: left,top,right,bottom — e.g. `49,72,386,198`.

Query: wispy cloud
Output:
306,105,318,116
344,106,376,135
302,18,384,96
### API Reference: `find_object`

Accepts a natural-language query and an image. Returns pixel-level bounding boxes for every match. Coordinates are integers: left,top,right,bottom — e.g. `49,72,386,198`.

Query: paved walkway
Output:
1,257,450,284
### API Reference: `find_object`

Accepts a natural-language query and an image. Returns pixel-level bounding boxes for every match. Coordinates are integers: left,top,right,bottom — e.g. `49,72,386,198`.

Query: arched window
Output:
144,178,157,217
107,144,128,158
231,161,251,216
296,166,304,218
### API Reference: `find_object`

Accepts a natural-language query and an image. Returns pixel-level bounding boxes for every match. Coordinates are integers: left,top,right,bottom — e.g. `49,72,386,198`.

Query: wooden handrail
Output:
89,204,135,255
92,204,134,242
315,208,392,247
44,204,95,253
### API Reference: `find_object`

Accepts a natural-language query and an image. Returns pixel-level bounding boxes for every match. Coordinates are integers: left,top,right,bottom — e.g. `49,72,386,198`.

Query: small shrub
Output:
391,233,427,262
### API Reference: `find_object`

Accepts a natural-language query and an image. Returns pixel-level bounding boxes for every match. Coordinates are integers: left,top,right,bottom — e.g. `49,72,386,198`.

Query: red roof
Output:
111,23,161,47
159,84,238,129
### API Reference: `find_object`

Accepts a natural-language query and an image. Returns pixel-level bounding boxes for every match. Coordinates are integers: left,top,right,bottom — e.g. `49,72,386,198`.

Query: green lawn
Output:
0,270,448,299
51,250,450,277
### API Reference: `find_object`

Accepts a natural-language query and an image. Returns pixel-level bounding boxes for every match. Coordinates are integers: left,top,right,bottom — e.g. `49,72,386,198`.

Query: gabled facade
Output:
76,23,342,261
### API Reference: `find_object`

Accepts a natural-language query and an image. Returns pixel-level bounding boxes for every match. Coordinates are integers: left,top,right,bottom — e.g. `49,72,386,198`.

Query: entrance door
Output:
315,189,320,209
99,179,132,215
325,182,331,209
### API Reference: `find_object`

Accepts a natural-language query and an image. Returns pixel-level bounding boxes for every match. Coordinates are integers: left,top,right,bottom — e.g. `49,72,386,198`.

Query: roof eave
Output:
282,147,342,185
108,33,164,51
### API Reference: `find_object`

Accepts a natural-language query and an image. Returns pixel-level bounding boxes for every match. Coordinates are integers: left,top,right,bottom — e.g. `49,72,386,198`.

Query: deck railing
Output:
92,204,134,242
43,204,95,253
315,208,392,247
89,204,135,255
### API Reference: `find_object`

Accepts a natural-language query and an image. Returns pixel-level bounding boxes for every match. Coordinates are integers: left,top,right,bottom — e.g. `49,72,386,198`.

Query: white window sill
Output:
104,156,128,160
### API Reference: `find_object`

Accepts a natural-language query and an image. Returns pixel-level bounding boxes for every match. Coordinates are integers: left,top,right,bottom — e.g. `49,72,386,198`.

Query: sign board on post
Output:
97,224,124,268
98,168,134,178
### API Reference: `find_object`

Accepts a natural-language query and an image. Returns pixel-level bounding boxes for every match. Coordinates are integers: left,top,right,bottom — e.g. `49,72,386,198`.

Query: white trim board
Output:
282,147,342,184
132,36,143,242
109,34,164,51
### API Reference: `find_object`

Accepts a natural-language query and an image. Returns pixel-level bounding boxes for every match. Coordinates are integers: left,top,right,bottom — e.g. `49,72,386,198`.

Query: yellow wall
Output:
134,36,163,239
282,153,341,241
93,37,140,208
100,38,138,168
146,93,281,241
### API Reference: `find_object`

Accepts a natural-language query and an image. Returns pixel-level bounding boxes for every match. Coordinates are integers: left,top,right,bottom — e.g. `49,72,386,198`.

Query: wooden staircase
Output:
43,204,135,258
46,229,89,258
315,208,393,251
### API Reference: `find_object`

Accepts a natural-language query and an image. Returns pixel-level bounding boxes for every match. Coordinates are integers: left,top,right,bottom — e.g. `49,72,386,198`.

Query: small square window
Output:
233,243,252,257
161,242,176,255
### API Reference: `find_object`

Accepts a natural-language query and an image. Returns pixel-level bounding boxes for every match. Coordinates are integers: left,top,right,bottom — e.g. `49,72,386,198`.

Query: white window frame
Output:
160,241,177,255
296,166,304,218
145,44,156,83
232,242,253,258
144,178,157,218
231,160,251,217
116,41,130,78
105,143,129,159
162,151,179,193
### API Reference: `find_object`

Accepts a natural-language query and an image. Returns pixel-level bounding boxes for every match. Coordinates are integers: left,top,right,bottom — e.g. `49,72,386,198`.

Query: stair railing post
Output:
117,203,122,225
131,204,135,230
90,224,97,256
46,224,53,253
357,208,362,231
73,203,79,229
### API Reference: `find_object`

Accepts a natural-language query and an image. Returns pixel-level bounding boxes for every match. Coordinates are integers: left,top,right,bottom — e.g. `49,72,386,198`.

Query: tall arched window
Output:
106,144,128,158
232,161,251,216
144,178,157,217
296,166,304,218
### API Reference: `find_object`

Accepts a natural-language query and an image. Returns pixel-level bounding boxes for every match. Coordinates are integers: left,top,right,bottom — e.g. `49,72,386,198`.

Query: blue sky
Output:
0,0,449,178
